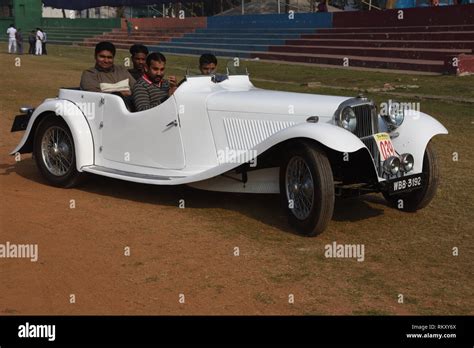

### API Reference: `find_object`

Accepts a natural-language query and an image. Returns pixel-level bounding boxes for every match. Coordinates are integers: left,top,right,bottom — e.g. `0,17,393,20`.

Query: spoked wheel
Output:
33,115,84,188
383,142,439,212
280,141,335,236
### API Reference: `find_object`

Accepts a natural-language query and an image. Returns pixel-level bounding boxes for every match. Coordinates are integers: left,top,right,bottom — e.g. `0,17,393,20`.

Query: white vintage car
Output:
11,72,448,236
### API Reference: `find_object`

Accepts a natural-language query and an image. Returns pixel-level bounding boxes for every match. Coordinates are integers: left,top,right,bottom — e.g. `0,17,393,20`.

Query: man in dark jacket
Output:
28,30,35,54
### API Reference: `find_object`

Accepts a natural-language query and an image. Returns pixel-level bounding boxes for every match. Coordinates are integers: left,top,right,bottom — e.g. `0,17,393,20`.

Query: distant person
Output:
41,29,47,55
199,53,218,75
317,0,328,12
132,52,177,112
6,24,17,54
125,19,133,36
15,28,23,55
35,27,44,55
128,44,149,80
28,30,36,54
80,41,136,96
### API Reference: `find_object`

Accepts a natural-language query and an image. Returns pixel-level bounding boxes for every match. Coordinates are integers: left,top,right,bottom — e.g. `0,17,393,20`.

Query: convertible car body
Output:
10,73,448,236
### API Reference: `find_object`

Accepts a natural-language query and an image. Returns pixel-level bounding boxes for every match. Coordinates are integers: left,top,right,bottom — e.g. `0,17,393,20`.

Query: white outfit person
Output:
35,29,44,55
6,26,17,54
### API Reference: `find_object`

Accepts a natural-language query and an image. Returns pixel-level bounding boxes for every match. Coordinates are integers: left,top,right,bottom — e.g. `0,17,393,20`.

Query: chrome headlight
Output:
400,153,414,172
337,107,357,133
382,100,404,129
383,156,400,175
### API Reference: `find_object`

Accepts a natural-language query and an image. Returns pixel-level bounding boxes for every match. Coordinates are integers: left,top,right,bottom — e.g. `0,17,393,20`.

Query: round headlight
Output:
383,156,400,175
400,153,414,172
386,100,404,128
338,107,357,133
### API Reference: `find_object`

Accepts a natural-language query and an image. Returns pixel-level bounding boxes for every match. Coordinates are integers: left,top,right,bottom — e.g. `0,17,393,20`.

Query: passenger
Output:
199,53,218,75
80,41,135,97
132,52,177,112
128,44,149,80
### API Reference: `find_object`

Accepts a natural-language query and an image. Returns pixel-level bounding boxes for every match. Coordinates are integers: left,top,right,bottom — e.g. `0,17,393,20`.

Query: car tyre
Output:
280,141,335,236
33,114,84,188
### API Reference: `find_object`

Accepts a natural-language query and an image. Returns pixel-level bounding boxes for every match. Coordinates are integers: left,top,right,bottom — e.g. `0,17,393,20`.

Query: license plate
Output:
373,132,396,161
11,113,32,132
389,174,424,194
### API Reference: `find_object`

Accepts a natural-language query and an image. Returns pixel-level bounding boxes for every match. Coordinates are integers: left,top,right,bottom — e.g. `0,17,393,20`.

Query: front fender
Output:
391,111,448,173
10,98,94,171
256,122,366,154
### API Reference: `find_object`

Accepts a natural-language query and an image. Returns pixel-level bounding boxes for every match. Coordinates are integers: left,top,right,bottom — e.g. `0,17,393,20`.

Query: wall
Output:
41,17,121,28
207,13,333,29
0,17,14,36
121,17,207,30
12,0,41,31
333,3,474,27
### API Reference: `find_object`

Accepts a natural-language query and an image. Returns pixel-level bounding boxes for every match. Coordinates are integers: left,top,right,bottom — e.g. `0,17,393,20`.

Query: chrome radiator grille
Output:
353,103,382,174
352,104,377,138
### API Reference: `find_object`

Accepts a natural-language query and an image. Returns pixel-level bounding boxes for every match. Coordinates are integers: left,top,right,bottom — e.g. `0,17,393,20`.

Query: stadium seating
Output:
73,4,474,74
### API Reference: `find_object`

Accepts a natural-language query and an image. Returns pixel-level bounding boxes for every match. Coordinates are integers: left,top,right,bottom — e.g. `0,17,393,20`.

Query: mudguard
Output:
390,111,448,173
10,98,94,171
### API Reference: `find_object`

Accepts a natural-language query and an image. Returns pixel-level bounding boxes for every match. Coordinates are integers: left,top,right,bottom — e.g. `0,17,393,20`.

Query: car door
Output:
101,94,185,170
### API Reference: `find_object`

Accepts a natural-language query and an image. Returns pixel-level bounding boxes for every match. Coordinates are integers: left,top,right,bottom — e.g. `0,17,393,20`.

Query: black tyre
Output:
383,142,439,212
280,141,335,236
33,114,84,188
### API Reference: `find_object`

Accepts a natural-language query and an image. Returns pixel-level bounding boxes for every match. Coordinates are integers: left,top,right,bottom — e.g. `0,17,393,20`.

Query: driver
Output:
132,52,177,112
199,53,217,75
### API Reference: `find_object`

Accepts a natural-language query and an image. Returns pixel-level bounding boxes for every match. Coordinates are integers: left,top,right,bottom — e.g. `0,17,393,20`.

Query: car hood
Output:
206,88,351,118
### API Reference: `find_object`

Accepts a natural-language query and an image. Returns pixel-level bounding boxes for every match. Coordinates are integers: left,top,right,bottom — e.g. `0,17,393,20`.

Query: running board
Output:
81,165,185,184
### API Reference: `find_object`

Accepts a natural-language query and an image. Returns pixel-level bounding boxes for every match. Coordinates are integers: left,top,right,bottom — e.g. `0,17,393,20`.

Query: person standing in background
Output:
41,29,47,55
28,30,36,54
15,28,23,55
35,27,44,55
6,24,17,54
125,19,132,36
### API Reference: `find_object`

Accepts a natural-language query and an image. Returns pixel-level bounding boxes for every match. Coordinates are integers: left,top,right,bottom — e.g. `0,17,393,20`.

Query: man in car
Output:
132,52,177,112
199,53,218,75
80,41,135,97
128,44,149,80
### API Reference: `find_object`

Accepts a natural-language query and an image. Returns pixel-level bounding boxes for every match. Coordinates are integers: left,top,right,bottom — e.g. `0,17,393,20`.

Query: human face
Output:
145,60,166,83
95,50,114,71
200,63,217,75
132,52,147,72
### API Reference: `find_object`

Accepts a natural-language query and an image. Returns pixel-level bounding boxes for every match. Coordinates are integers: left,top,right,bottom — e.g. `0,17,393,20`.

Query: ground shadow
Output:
10,158,386,235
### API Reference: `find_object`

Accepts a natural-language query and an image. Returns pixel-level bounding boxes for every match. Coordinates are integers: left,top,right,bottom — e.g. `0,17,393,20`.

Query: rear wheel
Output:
280,141,335,236
383,142,439,211
33,115,84,188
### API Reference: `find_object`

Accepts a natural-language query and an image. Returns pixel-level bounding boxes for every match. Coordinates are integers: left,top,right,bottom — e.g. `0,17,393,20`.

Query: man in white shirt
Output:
6,24,17,54
35,28,43,55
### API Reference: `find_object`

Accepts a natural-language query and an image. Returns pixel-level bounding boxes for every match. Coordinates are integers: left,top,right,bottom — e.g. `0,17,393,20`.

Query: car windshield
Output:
185,58,248,79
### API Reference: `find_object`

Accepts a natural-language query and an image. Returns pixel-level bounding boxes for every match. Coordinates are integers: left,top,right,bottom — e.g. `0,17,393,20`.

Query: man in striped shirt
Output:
132,52,177,112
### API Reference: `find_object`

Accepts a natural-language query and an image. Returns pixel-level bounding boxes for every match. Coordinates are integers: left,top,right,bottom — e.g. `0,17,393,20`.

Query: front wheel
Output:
33,115,84,188
383,142,439,212
280,141,335,236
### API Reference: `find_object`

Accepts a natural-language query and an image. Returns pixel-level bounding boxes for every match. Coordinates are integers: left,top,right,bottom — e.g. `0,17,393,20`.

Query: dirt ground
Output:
0,46,472,315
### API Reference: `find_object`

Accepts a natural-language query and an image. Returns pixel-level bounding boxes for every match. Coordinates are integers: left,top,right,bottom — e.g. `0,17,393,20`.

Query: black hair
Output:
95,41,116,56
129,44,149,57
199,53,217,66
146,52,166,66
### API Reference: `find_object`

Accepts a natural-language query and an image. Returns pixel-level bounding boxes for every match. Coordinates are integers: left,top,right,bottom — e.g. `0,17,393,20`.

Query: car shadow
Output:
10,158,385,235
